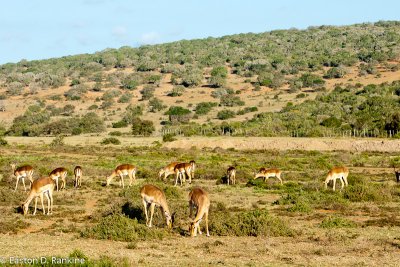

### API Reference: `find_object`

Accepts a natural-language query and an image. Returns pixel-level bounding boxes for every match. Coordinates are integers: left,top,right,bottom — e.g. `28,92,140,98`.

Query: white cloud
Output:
112,26,128,41
140,31,161,45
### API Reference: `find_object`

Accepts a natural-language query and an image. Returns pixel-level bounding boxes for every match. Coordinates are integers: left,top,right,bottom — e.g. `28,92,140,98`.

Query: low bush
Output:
209,209,295,237
81,214,165,242
101,137,121,145
319,216,356,228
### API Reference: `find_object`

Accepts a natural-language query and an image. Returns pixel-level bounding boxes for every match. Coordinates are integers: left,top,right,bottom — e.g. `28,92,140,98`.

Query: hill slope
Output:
0,21,400,137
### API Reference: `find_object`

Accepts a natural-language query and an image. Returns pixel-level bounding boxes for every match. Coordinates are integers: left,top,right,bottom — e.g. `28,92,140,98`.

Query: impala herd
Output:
10,160,350,237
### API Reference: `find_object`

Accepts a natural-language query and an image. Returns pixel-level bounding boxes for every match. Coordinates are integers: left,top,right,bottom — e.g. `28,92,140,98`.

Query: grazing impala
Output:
140,184,174,228
22,176,55,215
254,168,283,184
174,160,196,186
189,187,210,237
11,163,34,191
159,162,180,181
324,166,349,191
393,166,400,183
106,164,136,188
49,167,68,191
226,166,236,185
74,166,83,188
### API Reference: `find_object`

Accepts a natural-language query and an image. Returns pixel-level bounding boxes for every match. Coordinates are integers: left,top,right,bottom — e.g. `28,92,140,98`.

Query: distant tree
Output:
209,66,228,87
131,117,155,136
148,98,166,112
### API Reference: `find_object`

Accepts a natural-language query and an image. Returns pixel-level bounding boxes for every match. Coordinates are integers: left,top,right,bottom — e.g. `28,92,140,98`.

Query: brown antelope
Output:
49,167,68,191
159,162,180,181
254,168,283,184
22,176,55,215
140,184,174,228
189,187,210,237
74,166,83,188
324,166,349,191
11,163,34,191
174,160,196,186
106,164,136,188
226,166,236,185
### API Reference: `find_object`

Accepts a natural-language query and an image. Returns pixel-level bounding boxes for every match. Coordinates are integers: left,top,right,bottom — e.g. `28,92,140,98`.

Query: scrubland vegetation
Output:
1,143,400,265
1,21,400,138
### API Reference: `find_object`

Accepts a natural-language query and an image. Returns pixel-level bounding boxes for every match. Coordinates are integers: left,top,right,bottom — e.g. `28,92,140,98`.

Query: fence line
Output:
157,126,400,138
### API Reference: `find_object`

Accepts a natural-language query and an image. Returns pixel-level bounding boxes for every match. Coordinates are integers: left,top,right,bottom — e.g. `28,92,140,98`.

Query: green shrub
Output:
81,214,164,242
109,131,122,136
101,137,121,145
217,109,236,120
319,216,356,228
162,134,176,142
112,120,128,128
0,137,7,146
195,102,218,115
131,118,155,136
210,209,295,237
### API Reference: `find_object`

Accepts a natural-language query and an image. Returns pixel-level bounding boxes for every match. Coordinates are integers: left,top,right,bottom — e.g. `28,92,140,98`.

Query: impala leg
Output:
33,197,38,215
277,174,283,185
143,200,149,226
149,203,155,228
40,193,46,214
49,191,53,214
174,172,179,186
15,177,19,191
197,218,203,235
128,172,133,187
22,178,27,192
187,172,192,184
120,174,124,188
205,211,210,237
340,176,345,191
44,192,50,215
332,178,336,191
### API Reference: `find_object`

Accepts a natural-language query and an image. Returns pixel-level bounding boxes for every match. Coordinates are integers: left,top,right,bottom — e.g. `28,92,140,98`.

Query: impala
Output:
189,187,210,237
74,166,83,188
324,166,349,191
159,162,180,181
49,167,68,191
106,164,136,188
226,166,236,185
22,176,55,215
140,184,174,228
254,168,283,184
11,163,34,191
174,160,196,186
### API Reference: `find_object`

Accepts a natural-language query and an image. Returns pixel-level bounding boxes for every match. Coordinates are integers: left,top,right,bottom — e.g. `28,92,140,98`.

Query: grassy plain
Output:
0,141,400,266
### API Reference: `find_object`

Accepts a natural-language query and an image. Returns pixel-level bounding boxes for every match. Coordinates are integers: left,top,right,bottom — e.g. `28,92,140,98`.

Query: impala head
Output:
189,221,198,237
189,160,196,169
22,202,29,215
10,163,16,172
165,211,175,229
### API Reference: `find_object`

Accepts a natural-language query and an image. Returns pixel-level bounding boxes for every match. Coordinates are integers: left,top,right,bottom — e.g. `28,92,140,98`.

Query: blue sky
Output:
0,0,399,64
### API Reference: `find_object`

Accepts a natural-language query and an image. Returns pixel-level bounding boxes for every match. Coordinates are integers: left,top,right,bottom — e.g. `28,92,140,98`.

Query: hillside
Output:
1,21,400,138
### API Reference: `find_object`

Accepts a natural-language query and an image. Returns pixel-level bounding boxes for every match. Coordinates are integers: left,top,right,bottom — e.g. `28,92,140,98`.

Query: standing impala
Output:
106,164,136,188
159,162,180,181
254,167,283,184
174,160,196,186
11,163,34,191
74,166,83,188
226,166,236,185
140,184,174,228
49,167,68,191
324,166,349,191
189,187,210,237
22,176,55,215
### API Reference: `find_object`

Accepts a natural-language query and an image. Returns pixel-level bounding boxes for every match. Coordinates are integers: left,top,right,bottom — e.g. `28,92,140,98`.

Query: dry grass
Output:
0,144,400,266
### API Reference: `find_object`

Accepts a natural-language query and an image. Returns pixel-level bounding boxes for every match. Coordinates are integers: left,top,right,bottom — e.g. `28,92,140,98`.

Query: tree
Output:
209,66,228,87
131,117,155,136
165,106,192,123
